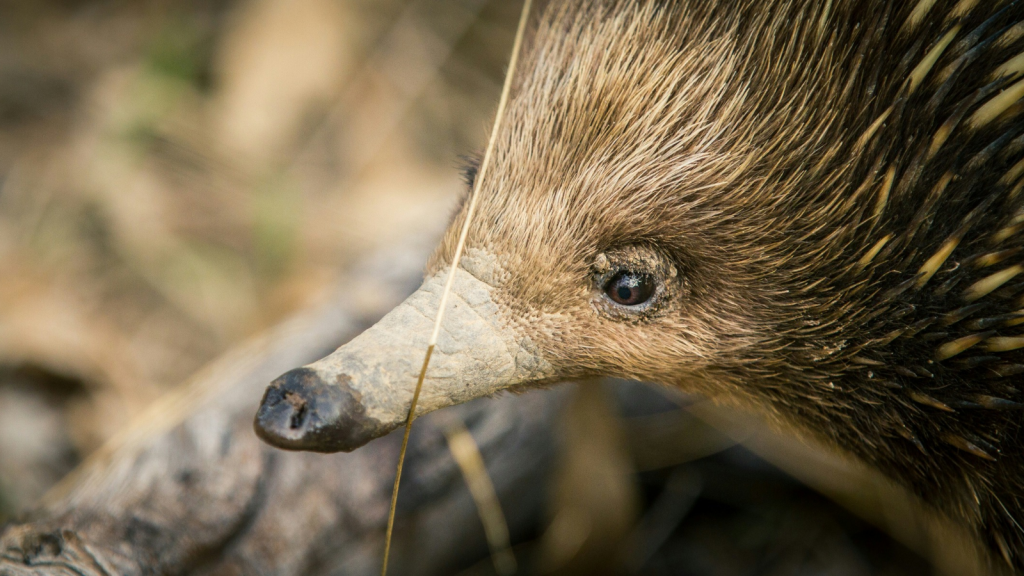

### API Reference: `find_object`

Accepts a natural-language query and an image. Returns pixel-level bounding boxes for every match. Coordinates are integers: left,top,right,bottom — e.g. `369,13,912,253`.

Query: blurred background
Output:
0,1,966,574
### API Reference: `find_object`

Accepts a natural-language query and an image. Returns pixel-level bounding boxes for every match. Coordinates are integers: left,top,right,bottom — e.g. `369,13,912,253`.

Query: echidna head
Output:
255,1,861,452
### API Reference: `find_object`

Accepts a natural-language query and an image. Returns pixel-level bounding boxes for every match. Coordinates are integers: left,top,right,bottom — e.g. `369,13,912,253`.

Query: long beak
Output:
254,265,554,452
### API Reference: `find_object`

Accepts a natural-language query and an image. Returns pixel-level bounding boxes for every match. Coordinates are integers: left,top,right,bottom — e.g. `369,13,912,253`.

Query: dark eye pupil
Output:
606,272,654,306
617,285,633,301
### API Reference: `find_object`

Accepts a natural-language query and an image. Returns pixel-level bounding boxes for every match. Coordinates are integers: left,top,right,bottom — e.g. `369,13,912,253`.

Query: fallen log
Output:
0,257,569,576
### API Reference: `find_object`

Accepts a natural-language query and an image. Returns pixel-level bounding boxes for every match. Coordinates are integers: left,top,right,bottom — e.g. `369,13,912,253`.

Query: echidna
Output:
255,0,1024,570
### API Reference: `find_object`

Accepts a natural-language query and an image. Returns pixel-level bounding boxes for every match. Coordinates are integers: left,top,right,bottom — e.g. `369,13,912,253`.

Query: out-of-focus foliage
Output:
0,0,512,495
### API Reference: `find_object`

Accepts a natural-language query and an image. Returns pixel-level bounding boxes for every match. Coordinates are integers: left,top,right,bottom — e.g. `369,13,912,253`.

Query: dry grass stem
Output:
441,414,517,575
379,1,533,574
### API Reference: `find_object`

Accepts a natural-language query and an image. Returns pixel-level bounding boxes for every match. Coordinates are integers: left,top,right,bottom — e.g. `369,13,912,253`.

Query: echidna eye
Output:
604,271,655,306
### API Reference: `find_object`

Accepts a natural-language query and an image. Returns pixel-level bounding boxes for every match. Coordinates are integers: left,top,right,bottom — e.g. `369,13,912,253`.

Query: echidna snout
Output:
255,254,555,452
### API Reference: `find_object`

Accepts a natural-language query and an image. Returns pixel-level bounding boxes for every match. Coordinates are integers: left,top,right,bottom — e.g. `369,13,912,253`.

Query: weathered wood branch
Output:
0,250,996,576
0,263,569,576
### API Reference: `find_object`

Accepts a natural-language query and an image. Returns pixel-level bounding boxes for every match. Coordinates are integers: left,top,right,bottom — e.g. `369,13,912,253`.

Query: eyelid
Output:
590,248,679,321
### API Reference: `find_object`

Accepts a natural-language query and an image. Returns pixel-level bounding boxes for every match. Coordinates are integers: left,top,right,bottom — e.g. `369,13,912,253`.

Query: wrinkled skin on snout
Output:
254,252,558,452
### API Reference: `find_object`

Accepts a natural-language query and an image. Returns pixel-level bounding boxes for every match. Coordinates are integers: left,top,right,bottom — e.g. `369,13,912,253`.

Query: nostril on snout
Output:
283,391,308,430
253,366,393,453
253,367,323,449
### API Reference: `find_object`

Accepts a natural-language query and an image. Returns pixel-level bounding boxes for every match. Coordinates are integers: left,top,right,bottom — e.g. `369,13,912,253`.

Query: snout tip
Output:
254,367,393,453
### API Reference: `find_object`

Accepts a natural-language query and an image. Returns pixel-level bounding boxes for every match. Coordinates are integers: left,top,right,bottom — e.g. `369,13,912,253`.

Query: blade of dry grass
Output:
379,1,534,574
441,414,517,576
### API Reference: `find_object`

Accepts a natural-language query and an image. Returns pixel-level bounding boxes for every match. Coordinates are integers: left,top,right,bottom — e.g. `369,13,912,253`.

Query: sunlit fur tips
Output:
935,333,986,360
964,266,1024,302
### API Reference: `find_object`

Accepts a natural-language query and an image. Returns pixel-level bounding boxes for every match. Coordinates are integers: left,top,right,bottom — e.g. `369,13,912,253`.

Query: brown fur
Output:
429,0,1024,571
